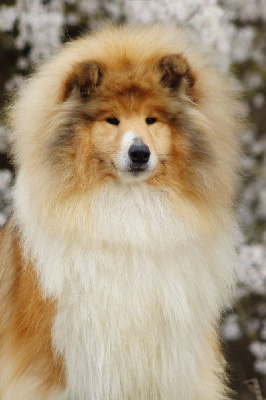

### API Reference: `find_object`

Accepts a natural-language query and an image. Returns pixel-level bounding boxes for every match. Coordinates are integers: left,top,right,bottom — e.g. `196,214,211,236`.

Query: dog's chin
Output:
114,164,154,183
119,170,153,183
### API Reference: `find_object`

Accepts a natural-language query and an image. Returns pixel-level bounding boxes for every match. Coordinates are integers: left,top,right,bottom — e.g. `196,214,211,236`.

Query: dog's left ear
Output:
159,54,195,91
63,61,103,101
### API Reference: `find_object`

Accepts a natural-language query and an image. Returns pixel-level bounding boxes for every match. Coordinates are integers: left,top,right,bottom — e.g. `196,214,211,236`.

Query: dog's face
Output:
46,54,213,200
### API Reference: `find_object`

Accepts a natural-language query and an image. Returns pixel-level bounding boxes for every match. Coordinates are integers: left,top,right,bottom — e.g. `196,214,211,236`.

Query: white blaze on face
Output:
116,130,158,182
117,130,137,171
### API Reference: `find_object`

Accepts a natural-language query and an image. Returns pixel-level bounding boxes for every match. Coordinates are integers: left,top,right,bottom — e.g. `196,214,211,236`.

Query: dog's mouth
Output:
129,163,149,173
112,160,156,182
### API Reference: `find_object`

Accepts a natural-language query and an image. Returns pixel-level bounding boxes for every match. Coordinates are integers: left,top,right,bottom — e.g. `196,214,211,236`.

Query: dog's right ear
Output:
62,61,103,101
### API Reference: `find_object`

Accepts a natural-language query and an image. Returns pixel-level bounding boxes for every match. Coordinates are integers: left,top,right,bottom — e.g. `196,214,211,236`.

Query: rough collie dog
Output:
0,25,243,399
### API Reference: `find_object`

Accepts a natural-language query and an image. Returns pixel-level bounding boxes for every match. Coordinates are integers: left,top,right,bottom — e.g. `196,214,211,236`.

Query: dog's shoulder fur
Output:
0,220,64,399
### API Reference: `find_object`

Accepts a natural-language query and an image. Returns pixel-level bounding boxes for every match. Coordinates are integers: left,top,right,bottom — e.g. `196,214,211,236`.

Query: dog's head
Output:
47,51,216,199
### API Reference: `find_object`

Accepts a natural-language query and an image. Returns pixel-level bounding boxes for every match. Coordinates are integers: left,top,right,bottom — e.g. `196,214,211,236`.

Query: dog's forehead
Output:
96,84,161,116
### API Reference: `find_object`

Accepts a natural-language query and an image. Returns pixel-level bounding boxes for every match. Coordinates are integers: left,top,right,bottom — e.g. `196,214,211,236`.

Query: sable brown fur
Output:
0,221,64,398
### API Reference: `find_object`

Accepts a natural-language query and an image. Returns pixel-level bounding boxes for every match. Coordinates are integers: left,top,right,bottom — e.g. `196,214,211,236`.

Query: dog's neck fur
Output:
15,180,237,399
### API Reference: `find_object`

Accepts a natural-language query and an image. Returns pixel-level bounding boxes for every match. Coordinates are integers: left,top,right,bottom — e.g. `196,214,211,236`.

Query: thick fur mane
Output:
15,182,237,399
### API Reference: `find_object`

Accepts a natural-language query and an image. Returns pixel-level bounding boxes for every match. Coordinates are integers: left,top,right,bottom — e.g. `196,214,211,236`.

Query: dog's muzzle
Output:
115,132,157,181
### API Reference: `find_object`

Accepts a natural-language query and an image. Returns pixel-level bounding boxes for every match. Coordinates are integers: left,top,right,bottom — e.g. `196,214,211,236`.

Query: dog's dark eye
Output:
106,118,120,125
146,117,157,125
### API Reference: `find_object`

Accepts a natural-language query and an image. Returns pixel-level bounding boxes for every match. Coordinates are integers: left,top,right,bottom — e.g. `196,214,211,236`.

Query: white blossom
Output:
0,170,12,191
0,213,7,228
0,0,64,66
221,314,243,340
250,342,266,374
0,5,17,31
239,244,266,295
252,93,265,109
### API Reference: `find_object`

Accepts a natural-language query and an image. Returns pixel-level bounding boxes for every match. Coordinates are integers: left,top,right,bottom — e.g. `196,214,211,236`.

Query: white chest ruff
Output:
17,182,237,399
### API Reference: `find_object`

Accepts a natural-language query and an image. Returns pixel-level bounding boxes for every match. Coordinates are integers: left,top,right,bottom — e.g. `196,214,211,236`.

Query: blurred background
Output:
0,1,265,398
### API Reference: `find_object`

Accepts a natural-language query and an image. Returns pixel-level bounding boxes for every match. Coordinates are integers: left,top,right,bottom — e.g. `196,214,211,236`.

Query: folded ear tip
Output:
159,54,195,90
62,61,103,101
160,54,188,75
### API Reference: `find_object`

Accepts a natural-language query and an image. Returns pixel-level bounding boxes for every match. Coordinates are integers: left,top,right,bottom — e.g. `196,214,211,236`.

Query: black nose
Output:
128,144,150,164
